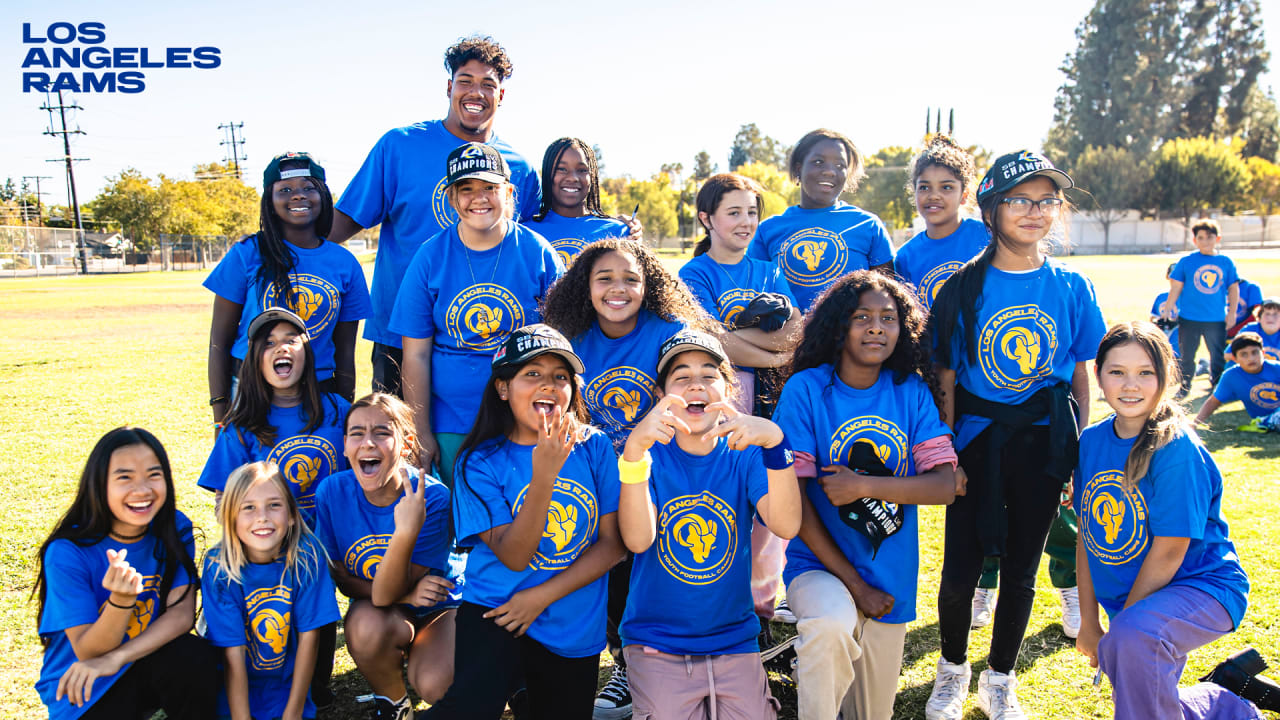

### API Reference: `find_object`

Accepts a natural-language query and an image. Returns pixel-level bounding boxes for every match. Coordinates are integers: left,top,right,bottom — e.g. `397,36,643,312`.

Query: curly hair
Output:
789,271,939,408
444,35,513,80
540,238,714,339
788,128,866,194
905,134,976,202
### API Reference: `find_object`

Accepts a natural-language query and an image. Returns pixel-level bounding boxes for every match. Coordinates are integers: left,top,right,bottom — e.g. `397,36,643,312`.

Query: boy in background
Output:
1162,219,1239,397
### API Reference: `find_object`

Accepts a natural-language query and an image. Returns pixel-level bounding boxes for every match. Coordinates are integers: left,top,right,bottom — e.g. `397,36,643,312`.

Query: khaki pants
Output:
624,646,779,720
788,570,907,720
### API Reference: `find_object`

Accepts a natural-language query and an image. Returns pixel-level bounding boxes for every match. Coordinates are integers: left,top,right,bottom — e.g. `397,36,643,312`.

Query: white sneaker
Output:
977,669,1026,719
1059,586,1081,639
773,596,798,624
971,588,997,628
925,658,971,720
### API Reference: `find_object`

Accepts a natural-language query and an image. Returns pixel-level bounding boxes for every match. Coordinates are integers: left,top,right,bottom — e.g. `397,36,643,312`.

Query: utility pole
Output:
41,90,88,274
22,175,52,225
219,122,247,179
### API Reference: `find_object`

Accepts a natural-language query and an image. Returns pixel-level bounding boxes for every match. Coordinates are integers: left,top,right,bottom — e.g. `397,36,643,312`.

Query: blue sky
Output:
3,0,1277,205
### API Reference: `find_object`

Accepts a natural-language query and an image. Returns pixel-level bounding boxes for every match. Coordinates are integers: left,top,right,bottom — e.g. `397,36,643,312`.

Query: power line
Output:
218,121,247,179
21,174,52,224
41,90,89,274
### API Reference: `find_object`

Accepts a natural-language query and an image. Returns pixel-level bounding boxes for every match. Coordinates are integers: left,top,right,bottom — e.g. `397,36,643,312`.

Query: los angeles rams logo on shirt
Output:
245,584,293,671
431,176,460,228
262,274,341,336
917,261,964,310
1193,266,1223,295
102,574,161,640
268,435,339,511
1250,382,1280,410
445,284,525,351
978,305,1059,391
779,228,848,288
1264,347,1280,363
715,288,756,326
829,416,909,476
1082,469,1149,565
551,237,588,267
584,367,658,430
512,478,599,570
344,534,392,580
657,491,737,585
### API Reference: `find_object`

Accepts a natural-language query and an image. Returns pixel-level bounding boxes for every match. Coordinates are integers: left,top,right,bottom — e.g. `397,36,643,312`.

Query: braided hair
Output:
534,138,608,221
255,160,334,308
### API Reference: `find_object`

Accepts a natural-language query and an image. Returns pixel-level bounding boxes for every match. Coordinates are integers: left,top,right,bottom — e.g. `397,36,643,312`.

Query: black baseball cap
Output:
976,150,1073,202
263,152,325,191
248,307,308,339
492,324,584,374
446,142,510,188
657,330,728,374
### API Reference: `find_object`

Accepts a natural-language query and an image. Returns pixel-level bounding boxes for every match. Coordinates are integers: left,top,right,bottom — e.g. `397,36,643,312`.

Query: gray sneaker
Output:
925,658,971,720
977,669,1026,720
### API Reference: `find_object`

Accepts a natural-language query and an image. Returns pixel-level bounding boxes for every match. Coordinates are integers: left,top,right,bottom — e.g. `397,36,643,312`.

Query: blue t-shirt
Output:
944,259,1106,451
572,310,687,450
337,119,542,347
1152,292,1181,358
202,536,340,720
388,222,563,434
37,513,195,720
529,211,629,266
620,439,768,655
773,366,950,624
202,235,371,381
313,467,458,605
678,253,796,329
747,201,894,311
1075,417,1248,626
1233,279,1263,325
893,218,990,313
1212,360,1280,418
453,431,620,658
1171,253,1239,322
198,396,350,526
1236,322,1280,363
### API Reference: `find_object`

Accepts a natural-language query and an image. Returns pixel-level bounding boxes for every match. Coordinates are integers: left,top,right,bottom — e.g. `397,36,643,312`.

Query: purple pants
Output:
1098,584,1261,720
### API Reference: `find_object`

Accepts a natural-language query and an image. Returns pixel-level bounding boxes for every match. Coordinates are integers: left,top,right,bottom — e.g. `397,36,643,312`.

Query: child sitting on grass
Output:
1194,332,1280,433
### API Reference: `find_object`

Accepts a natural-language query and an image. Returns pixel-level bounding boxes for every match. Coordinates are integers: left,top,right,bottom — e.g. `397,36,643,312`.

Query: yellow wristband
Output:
618,452,652,485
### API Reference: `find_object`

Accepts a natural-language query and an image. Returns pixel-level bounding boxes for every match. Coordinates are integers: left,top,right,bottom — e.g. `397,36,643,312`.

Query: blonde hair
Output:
1094,322,1189,489
212,461,324,584
447,180,516,220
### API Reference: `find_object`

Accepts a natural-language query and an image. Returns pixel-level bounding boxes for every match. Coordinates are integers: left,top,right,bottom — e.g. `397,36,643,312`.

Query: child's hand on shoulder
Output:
816,465,871,507
701,402,783,450
532,407,575,480
101,548,143,599
622,394,690,461
392,470,427,535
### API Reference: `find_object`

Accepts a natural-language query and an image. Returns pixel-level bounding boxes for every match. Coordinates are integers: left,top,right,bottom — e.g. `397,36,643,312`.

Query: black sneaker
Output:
360,694,413,720
761,634,797,671
593,664,632,719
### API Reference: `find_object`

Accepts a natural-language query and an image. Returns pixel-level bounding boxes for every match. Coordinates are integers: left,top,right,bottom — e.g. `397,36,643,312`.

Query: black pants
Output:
938,426,1063,674
605,553,634,665
422,602,599,720
81,633,217,720
372,342,405,398
1178,318,1226,391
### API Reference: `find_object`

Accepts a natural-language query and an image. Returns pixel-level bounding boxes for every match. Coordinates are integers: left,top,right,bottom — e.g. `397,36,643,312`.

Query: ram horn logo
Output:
673,514,717,564
253,607,292,654
465,304,504,339
603,387,644,422
284,455,322,493
543,500,578,552
1091,493,1126,545
361,554,383,579
791,240,827,271
853,437,890,464
290,286,322,322
1001,326,1041,375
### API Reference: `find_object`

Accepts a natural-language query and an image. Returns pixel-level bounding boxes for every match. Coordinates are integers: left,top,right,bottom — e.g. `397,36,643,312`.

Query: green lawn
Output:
1,253,1277,719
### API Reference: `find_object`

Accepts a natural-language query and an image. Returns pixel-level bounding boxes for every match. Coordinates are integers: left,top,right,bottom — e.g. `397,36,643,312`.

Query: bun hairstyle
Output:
906,135,977,203
788,129,866,194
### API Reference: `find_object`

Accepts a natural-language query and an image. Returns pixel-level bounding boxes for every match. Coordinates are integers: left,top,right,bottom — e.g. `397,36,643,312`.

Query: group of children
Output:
32,119,1275,720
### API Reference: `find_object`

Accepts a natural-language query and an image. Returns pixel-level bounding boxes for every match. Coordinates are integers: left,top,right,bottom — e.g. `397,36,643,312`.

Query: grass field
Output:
1,253,1277,719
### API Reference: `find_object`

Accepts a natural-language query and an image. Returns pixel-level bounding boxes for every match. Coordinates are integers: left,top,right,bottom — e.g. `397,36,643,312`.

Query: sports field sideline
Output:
1,252,1276,719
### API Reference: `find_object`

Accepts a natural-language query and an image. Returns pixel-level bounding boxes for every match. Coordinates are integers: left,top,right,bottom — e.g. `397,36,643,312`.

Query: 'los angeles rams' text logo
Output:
445,284,525,351
779,228,848,288
262,274,340,337
829,416,909,477
657,491,737,585
716,287,756,327
1081,469,1149,566
1193,266,1223,295
245,584,293,671
551,237,588,267
430,176,460,228
344,534,392,580
1250,382,1280,410
268,435,339,511
584,367,657,430
978,305,1059,392
917,261,964,311
513,478,599,570
101,574,161,640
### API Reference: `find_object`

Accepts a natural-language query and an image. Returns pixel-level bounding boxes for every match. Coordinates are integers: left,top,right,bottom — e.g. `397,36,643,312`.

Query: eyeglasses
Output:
1000,197,1064,216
